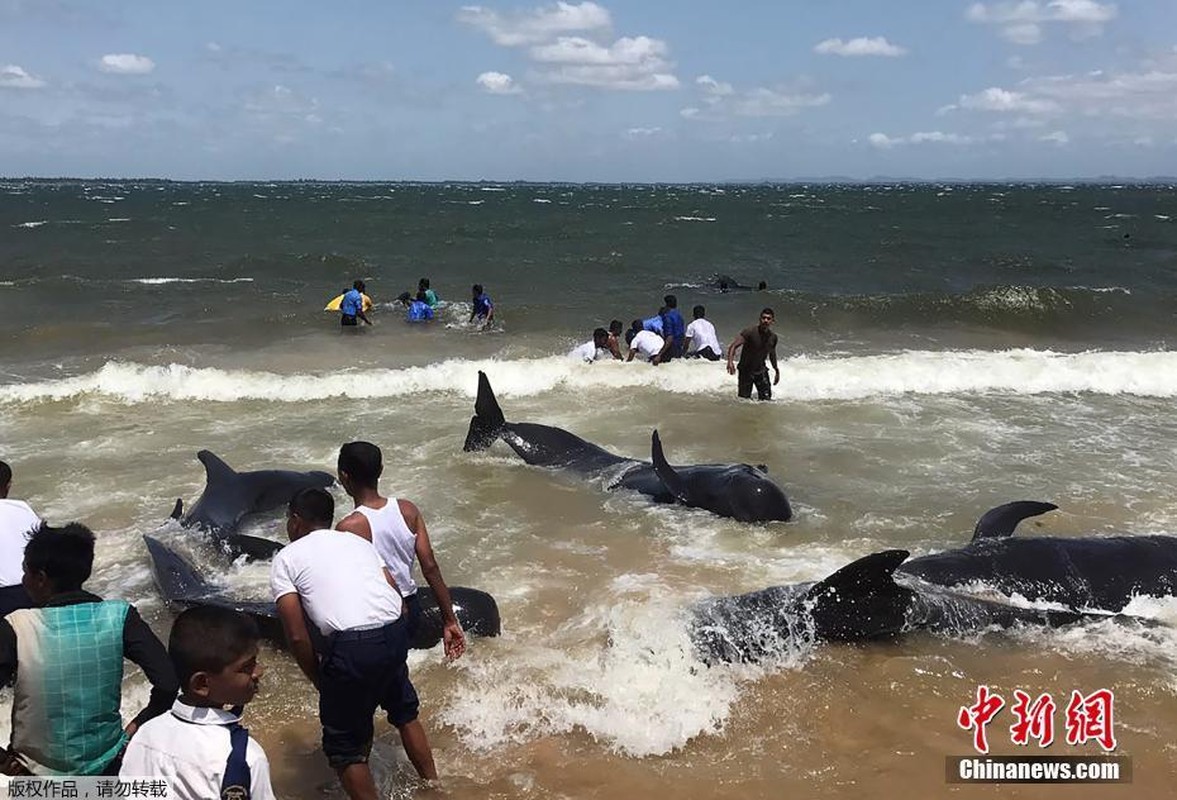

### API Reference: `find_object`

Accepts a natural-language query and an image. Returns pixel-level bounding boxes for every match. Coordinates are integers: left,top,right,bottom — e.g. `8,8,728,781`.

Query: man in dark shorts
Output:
272,488,435,799
726,308,780,400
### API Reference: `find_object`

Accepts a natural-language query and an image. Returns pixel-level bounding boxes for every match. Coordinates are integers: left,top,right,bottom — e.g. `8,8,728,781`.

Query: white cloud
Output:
735,87,831,117
461,5,678,92
869,130,977,148
696,75,733,96
243,84,318,116
957,86,1060,113
966,1,1117,44
685,75,829,119
98,53,155,75
0,64,46,89
624,126,662,138
813,36,907,57
728,132,773,144
476,71,520,94
529,35,678,90
1039,130,1069,144
458,2,610,46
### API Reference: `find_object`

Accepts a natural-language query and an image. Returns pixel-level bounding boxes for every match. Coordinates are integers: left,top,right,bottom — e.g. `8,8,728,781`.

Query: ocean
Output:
2,180,1177,798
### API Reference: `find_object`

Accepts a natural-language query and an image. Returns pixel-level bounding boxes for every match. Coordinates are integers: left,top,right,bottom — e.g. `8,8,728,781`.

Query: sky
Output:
1,0,1176,181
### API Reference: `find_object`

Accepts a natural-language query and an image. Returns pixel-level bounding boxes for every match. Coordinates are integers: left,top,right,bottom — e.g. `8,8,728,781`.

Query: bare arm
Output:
276,594,319,688
770,343,780,384
726,333,745,375
401,499,466,660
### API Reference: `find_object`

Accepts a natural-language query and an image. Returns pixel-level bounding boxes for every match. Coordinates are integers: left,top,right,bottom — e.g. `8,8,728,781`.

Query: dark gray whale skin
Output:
898,501,1177,612
173,450,335,561
463,371,792,523
143,535,502,649
691,547,1100,665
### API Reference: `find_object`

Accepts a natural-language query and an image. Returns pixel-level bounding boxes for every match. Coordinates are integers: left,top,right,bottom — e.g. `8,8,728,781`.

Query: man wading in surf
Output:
726,308,780,401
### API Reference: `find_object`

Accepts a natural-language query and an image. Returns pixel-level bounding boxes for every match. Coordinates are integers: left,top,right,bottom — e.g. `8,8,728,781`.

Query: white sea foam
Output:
14,221,47,228
442,577,754,756
673,216,717,222
126,277,255,285
107,217,132,222
4,349,1177,405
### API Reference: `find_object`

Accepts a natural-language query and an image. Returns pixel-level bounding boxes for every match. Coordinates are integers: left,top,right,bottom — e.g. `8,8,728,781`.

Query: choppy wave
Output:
775,284,1170,336
4,349,1177,405
127,277,255,285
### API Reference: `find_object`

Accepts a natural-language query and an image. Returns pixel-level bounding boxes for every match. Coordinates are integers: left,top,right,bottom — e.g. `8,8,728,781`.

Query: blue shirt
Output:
340,289,364,317
662,309,686,344
642,315,664,335
473,293,493,318
407,300,434,322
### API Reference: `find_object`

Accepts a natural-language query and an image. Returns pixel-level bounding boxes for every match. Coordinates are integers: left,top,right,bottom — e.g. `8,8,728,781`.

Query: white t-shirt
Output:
0,499,41,587
685,318,721,354
629,330,664,361
270,529,402,636
121,700,276,800
568,341,608,362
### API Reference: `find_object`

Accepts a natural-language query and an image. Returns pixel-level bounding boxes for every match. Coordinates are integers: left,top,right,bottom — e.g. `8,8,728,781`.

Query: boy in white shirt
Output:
0,460,41,616
567,328,612,362
684,305,722,360
271,487,417,800
121,606,275,800
625,320,665,363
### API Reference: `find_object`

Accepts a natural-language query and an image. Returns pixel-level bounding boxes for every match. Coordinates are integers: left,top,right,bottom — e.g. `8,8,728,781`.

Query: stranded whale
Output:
899,501,1177,612
172,450,334,560
691,548,1106,664
463,371,792,522
143,535,502,649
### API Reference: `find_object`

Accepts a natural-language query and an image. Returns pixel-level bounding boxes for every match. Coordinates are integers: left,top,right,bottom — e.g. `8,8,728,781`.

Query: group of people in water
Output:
338,277,495,329
0,444,465,800
568,294,782,400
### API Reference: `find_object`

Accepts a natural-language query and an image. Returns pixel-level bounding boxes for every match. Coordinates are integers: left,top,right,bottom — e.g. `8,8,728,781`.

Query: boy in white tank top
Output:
334,441,466,781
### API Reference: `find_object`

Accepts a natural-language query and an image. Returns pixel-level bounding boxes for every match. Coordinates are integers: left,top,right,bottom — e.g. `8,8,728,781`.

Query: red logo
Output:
958,687,1116,754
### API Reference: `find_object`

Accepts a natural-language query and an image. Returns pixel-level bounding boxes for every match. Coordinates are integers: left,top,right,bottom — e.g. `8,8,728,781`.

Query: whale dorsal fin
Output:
650,430,691,504
804,550,913,642
170,499,183,520
971,501,1059,542
464,371,508,452
197,449,238,491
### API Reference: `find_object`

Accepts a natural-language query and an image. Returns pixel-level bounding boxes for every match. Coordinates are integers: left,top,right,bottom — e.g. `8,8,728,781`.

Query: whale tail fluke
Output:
971,501,1059,542
464,371,507,452
804,550,914,642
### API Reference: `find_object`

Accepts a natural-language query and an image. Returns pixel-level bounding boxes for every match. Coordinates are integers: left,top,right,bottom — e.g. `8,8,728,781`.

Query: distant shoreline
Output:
2,176,1176,186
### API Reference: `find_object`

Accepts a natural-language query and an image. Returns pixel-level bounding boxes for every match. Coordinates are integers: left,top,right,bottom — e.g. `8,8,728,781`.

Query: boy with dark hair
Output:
417,278,438,309
340,279,372,328
272,487,414,800
469,283,494,327
605,320,624,359
656,294,686,362
0,523,178,776
568,328,611,362
0,460,40,616
121,606,275,800
335,442,464,786
684,305,722,361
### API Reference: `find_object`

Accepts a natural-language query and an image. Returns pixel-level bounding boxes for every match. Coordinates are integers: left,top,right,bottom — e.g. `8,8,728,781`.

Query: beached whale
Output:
172,450,334,561
691,548,1104,664
143,535,502,649
463,371,792,522
898,501,1177,612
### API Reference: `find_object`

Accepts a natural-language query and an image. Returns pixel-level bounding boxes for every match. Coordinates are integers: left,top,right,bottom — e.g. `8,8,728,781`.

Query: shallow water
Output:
2,181,1176,797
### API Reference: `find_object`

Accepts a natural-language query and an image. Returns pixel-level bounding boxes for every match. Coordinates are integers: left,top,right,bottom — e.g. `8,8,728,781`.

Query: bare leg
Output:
337,763,379,800
396,720,438,779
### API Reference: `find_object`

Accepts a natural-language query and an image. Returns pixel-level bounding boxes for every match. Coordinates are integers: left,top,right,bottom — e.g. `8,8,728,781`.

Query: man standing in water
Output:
726,308,780,400
340,280,372,328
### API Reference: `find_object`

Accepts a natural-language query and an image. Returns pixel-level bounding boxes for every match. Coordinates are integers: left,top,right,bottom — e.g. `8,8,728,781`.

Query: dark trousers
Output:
737,368,772,400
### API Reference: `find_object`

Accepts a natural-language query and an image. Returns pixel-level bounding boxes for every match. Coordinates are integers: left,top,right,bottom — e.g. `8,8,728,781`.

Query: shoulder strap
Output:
220,721,252,800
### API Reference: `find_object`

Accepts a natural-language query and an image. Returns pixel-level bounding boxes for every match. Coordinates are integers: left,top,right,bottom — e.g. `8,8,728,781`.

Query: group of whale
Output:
145,370,1177,664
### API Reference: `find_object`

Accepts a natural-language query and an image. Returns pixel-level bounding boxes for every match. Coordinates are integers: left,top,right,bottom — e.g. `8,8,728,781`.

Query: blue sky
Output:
2,0,1175,180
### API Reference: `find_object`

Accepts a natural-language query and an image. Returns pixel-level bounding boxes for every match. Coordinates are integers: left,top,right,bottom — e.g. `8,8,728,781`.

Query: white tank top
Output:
356,501,418,597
